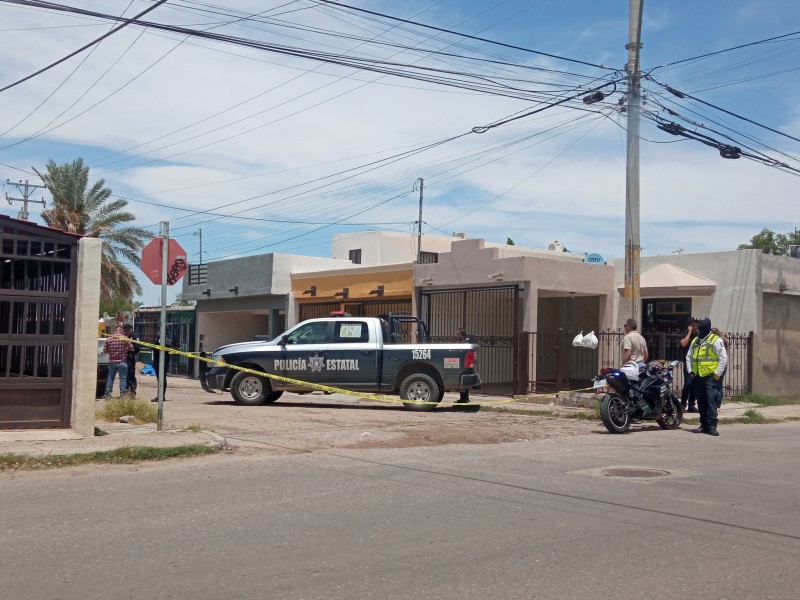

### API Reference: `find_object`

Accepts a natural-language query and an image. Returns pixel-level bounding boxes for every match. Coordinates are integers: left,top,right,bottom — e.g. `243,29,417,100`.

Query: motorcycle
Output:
593,360,683,434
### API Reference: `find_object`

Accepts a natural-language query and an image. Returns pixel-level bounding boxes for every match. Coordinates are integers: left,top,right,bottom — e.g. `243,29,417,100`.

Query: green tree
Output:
99,295,141,318
34,158,152,302
506,237,515,246
738,228,796,255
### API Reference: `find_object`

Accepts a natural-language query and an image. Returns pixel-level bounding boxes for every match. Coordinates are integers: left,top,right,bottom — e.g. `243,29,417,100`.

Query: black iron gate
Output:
1,219,78,428
421,286,521,395
522,329,753,398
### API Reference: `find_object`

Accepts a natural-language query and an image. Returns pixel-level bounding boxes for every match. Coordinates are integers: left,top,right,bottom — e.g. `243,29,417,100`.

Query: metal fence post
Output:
516,332,529,395
555,329,565,393
747,331,754,394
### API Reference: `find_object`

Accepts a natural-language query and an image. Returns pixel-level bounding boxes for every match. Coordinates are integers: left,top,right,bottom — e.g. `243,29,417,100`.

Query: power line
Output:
0,0,167,93
649,77,800,145
652,29,800,71
311,0,615,71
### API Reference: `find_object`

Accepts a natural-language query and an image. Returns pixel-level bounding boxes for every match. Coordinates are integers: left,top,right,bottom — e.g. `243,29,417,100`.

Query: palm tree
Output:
34,158,153,302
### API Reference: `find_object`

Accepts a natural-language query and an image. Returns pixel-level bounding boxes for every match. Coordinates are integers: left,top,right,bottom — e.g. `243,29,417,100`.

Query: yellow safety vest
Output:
690,333,720,377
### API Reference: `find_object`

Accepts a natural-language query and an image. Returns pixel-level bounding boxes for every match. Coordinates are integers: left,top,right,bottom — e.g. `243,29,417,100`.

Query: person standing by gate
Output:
455,328,474,404
151,337,178,402
687,317,728,437
679,317,700,412
621,318,648,365
103,325,133,399
122,323,140,397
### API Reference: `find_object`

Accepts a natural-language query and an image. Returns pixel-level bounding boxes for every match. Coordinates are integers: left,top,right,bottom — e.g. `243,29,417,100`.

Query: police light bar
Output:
330,311,352,317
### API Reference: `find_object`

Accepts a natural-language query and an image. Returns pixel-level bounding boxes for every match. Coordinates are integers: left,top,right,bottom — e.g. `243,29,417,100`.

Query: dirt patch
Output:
114,377,601,455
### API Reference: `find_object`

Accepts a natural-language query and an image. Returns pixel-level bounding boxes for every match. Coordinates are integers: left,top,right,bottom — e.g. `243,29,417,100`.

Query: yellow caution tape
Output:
102,334,597,407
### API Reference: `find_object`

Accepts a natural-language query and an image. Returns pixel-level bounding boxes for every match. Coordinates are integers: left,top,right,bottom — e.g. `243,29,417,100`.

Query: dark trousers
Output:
681,370,695,408
153,352,170,397
695,375,723,431
126,357,137,393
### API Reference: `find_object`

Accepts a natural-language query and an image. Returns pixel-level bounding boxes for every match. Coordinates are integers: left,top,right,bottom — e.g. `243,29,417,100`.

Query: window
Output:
418,251,438,264
642,298,692,333
286,322,329,344
333,321,370,343
348,249,361,264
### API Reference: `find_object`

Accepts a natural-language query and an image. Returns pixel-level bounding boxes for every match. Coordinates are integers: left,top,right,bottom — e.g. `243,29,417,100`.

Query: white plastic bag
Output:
572,331,584,347
581,330,598,349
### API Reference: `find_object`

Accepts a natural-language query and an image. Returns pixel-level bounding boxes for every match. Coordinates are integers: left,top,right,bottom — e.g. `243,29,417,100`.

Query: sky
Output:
1,0,798,305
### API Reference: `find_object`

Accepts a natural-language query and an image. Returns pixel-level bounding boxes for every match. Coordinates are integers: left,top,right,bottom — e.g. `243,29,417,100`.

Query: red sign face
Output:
141,238,187,286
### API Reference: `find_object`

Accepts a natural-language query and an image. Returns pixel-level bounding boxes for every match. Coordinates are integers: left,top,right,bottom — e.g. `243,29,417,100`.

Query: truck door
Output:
325,320,379,390
277,320,330,390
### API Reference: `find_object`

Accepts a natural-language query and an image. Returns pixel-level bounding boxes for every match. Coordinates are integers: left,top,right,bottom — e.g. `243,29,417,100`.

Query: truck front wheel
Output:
230,371,281,405
400,373,440,412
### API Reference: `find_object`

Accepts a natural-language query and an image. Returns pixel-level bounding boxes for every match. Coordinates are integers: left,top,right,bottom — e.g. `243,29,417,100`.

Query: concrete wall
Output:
609,250,800,398
182,253,353,301
610,250,761,332
754,254,800,397
414,238,614,330
71,238,102,436
200,311,270,354
333,231,458,265
332,230,589,266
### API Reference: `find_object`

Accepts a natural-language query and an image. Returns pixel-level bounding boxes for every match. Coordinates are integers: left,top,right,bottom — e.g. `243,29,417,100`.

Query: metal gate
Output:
1,221,78,428
420,286,521,395
300,299,412,321
522,329,753,398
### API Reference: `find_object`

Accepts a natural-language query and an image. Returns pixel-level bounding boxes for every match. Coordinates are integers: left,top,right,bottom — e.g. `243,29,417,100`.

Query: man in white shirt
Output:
622,318,648,365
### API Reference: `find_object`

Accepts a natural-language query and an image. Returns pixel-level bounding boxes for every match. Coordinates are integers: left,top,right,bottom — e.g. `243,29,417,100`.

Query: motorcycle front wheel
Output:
657,392,683,429
600,392,631,434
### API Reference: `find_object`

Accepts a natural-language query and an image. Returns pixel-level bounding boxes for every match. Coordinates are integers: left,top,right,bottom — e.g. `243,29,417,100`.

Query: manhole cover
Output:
602,468,670,478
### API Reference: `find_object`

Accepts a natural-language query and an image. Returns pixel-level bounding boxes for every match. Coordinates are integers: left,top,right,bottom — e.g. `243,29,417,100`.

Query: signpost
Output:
141,237,187,286
141,223,186,431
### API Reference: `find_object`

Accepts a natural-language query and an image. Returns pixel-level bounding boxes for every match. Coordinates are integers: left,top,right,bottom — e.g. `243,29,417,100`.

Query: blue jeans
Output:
106,361,128,397
695,375,723,430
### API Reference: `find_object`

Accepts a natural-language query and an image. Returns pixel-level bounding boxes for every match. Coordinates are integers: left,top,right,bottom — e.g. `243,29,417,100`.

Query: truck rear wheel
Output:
230,371,280,405
400,373,440,412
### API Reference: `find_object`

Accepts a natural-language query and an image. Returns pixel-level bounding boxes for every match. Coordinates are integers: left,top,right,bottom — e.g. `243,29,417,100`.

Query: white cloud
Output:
1,0,798,305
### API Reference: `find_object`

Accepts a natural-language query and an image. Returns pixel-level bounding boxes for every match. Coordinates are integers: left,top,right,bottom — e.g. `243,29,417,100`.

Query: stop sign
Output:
141,238,188,285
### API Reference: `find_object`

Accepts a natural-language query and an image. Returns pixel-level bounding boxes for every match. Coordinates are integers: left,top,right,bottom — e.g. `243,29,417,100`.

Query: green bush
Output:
97,396,158,424
739,394,798,407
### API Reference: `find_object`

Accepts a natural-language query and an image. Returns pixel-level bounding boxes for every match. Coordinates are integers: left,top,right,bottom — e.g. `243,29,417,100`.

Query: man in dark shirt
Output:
151,337,177,402
455,328,474,404
679,317,700,412
122,324,140,397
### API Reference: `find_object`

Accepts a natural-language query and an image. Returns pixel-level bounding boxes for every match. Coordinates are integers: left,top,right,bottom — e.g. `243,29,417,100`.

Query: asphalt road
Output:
2,423,799,600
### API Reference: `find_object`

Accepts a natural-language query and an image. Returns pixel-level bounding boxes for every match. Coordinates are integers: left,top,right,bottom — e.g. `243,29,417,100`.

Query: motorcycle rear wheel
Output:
657,392,683,429
600,393,631,434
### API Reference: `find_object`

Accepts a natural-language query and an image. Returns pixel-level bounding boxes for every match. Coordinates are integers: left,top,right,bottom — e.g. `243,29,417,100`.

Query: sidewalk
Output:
1,376,798,459
0,375,224,458
487,391,800,421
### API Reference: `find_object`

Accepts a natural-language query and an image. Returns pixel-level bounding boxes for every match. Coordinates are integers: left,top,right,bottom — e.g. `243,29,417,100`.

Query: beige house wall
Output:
754,254,800,398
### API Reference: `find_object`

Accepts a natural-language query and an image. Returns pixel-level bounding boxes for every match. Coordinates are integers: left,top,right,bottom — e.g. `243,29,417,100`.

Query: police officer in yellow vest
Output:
686,317,728,436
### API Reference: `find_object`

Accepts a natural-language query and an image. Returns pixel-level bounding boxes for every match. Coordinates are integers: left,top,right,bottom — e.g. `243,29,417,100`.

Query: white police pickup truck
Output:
204,315,480,411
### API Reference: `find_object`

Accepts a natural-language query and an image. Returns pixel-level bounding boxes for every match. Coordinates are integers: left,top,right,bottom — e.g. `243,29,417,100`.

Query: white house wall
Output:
611,250,762,331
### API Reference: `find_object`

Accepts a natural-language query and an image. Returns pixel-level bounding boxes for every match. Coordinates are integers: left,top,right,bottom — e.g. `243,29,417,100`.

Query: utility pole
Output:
415,177,424,263
194,228,203,264
5,179,46,221
156,221,169,432
624,0,644,324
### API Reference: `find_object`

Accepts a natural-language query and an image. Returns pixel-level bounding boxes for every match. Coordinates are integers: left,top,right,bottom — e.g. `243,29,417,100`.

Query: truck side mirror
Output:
280,335,289,346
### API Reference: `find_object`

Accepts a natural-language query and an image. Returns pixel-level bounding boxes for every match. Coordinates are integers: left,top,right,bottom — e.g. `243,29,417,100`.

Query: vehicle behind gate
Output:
204,315,480,411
